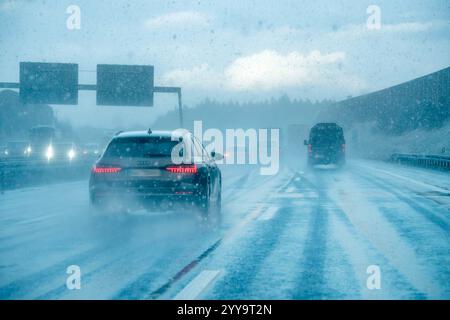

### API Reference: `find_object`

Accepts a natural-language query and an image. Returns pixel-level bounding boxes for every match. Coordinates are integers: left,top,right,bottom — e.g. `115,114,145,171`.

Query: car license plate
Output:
129,169,160,177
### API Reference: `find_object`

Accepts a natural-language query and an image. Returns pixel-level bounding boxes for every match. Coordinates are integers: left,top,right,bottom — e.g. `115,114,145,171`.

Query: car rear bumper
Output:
90,189,204,213
308,154,345,164
91,185,201,196
89,183,204,203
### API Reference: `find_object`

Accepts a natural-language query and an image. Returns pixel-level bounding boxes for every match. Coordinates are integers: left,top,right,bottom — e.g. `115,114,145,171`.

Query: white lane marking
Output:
258,207,279,221
222,204,265,245
218,171,295,243
223,173,297,239
286,186,296,193
174,270,221,300
172,171,299,298
274,192,318,199
275,193,303,199
355,164,447,192
275,170,297,192
329,175,445,298
170,187,274,298
16,214,58,225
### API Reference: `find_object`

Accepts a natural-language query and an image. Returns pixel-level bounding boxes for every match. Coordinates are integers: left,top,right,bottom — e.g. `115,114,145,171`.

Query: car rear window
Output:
310,127,344,145
103,137,179,158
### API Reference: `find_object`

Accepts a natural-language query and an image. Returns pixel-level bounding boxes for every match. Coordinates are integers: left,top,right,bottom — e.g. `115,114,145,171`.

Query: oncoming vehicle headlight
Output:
25,146,32,155
45,145,54,160
68,149,76,160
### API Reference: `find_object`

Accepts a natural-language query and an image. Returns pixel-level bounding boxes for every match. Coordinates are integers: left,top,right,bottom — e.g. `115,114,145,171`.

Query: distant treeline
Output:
319,67,450,134
152,95,334,132
0,90,74,143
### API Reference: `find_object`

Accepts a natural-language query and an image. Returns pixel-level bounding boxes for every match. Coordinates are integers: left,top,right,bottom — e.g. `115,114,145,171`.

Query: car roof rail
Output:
114,130,124,136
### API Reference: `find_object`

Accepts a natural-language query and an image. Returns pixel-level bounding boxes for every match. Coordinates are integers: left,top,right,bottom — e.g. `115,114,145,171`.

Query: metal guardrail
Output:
390,153,450,170
0,156,96,170
0,156,97,191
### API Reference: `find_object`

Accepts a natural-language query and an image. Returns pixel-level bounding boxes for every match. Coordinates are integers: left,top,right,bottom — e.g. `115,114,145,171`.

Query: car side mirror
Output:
211,151,224,160
304,139,308,146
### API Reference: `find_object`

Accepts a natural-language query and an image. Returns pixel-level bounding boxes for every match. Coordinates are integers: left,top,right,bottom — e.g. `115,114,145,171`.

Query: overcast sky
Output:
0,0,449,128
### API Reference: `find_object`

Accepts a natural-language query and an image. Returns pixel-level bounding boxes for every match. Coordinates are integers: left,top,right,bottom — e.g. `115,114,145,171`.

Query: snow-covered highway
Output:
0,160,449,299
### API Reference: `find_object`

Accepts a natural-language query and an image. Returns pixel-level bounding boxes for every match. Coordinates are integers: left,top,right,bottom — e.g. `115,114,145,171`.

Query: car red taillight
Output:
341,144,346,153
308,144,312,154
166,165,198,174
92,166,122,174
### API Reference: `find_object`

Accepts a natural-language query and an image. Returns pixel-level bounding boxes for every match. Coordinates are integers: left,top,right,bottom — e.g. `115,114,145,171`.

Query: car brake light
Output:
92,166,121,173
166,165,198,174
341,144,346,152
308,144,312,154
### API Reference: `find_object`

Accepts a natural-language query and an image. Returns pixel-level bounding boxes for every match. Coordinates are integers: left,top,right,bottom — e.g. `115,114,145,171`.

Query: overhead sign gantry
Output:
0,62,184,127
20,62,79,105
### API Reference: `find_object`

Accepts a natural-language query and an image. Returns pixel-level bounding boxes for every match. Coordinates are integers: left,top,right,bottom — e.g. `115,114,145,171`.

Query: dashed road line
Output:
148,203,272,299
286,186,297,193
174,270,221,300
155,171,298,299
258,207,279,221
148,239,222,299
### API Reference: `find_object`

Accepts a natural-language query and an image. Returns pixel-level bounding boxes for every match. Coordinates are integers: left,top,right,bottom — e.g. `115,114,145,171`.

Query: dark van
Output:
304,123,345,167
